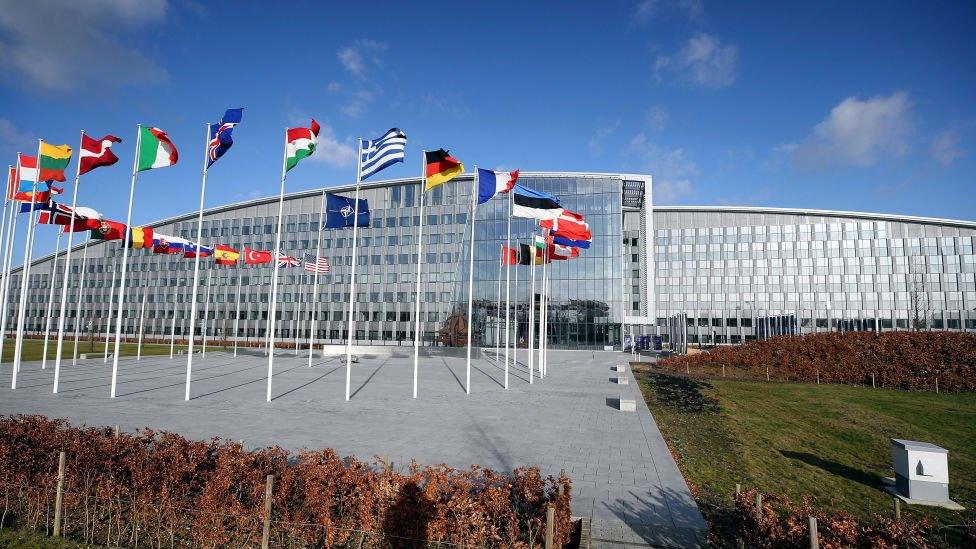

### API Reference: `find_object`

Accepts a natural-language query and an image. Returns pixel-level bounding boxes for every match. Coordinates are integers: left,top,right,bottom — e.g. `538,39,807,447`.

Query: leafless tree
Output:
907,256,930,331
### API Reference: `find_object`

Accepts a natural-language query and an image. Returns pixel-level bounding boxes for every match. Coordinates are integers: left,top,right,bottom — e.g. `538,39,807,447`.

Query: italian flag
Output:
137,126,179,172
286,119,320,171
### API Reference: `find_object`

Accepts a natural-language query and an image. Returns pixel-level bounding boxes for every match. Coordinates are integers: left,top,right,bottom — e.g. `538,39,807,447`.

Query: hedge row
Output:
0,415,573,547
659,331,976,392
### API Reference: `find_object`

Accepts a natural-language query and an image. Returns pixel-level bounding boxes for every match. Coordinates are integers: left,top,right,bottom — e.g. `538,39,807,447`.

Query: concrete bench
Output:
612,364,626,372
616,396,636,412
612,376,629,385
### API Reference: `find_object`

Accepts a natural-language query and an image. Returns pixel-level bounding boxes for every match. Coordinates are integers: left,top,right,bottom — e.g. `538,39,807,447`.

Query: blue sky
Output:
1,0,974,260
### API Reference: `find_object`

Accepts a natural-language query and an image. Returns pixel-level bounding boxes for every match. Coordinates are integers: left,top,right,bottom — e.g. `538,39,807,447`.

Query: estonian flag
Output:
512,184,563,220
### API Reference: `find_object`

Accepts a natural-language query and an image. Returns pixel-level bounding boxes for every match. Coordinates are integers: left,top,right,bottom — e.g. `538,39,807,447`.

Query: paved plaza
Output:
0,347,706,547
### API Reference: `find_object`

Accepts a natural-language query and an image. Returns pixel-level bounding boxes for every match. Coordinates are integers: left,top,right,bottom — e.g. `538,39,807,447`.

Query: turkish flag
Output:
244,246,273,265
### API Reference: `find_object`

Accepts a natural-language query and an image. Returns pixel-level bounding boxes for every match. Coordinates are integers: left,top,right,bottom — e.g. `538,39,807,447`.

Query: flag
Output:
79,134,122,175
285,119,320,171
324,193,370,228
501,246,520,266
277,253,301,267
5,166,13,200
184,243,214,258
303,253,331,273
60,205,104,232
136,126,179,171
477,168,518,204
214,245,240,266
540,210,591,241
513,184,563,220
518,243,533,265
38,142,72,182
208,108,243,167
424,149,464,191
90,220,127,241
12,154,51,203
549,243,580,260
127,226,154,249
552,235,592,249
244,247,273,265
152,233,189,254
533,235,551,265
37,202,98,226
360,128,406,180
20,201,51,214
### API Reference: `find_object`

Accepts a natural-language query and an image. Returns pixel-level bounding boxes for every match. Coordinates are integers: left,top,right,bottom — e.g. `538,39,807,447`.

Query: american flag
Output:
303,253,331,273
276,253,302,267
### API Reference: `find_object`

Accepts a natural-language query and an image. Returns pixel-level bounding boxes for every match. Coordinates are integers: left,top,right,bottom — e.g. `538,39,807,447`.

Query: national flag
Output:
552,235,592,249
136,126,179,171
302,253,331,273
513,184,563,220
184,243,214,258
214,245,240,266
549,243,580,260
79,134,122,175
152,233,189,254
244,246,273,265
518,243,533,266
477,168,518,204
90,220,127,241
61,205,104,232
324,193,370,228
38,202,99,227
127,226,154,249
20,201,51,214
533,235,551,264
285,119,320,172
360,128,406,180
208,108,243,167
5,166,13,201
277,253,301,267
501,246,520,266
12,154,49,203
540,210,591,241
38,142,72,182
424,149,464,191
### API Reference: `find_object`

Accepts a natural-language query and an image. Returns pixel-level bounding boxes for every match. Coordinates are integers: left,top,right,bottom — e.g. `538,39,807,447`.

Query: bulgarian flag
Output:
285,119,320,171
137,126,179,171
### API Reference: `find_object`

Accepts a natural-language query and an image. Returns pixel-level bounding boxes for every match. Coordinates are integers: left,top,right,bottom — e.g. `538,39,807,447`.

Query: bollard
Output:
544,504,554,549
808,516,819,549
261,474,274,549
53,451,65,537
893,497,901,520
113,425,120,439
735,483,741,496
816,371,820,384
754,492,763,521
935,377,939,394
722,364,726,377
766,367,770,381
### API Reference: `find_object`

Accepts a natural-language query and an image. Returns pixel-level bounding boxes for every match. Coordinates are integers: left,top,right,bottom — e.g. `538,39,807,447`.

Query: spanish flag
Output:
39,142,72,182
424,149,464,191
127,226,154,249
214,245,240,266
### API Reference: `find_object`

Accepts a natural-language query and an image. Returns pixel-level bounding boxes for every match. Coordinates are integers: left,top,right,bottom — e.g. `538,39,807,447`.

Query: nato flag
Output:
325,193,370,228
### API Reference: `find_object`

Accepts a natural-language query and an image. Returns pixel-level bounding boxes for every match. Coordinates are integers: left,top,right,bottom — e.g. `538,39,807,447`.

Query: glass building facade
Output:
7,175,976,352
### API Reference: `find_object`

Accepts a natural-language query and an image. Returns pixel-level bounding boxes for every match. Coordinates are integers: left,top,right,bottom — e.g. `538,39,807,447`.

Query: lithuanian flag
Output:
39,142,72,182
424,149,464,191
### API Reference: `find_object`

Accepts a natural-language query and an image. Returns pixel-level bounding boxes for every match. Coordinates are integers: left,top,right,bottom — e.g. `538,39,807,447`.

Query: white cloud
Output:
310,122,356,168
341,89,376,118
0,118,31,152
645,105,669,131
633,0,702,23
791,91,913,169
930,130,963,166
0,0,168,92
588,120,619,156
337,39,387,79
654,33,738,88
626,133,699,203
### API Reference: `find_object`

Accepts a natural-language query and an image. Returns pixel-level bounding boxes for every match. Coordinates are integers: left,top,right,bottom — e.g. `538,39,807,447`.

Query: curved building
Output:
6,172,976,352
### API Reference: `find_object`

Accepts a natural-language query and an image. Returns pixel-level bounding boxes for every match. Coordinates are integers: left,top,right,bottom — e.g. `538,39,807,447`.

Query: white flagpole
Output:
412,151,427,399
12,143,44,387
70,236,90,366
308,189,326,368
292,315,298,355
266,128,289,403
512,243,519,375
538,240,547,378
464,167,477,395
0,171,9,346
103,266,116,362
495,244,502,363
53,130,85,387
233,267,243,357
0,182,18,365
344,139,363,400
527,235,535,384
169,282,178,358
184,123,210,400
136,278,147,360
543,258,551,377
40,231,63,369
201,267,212,357
109,126,142,398
504,192,511,387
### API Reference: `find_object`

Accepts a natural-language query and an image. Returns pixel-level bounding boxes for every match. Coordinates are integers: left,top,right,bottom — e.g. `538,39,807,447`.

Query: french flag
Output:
477,168,519,204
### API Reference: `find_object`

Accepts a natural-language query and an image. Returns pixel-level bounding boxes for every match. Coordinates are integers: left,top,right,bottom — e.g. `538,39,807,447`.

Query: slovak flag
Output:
477,168,519,204
207,108,243,167
153,233,189,254
244,246,273,265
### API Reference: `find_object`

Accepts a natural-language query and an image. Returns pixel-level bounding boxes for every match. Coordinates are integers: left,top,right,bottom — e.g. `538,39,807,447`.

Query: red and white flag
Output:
539,209,591,240
243,246,273,265
79,134,122,175
549,243,580,260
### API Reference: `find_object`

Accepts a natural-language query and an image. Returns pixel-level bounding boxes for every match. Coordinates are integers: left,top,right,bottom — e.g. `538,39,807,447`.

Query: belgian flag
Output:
424,149,464,191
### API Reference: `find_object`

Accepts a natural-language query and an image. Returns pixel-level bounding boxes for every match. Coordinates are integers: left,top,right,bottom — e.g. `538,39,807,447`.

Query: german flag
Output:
214,245,240,266
424,149,464,191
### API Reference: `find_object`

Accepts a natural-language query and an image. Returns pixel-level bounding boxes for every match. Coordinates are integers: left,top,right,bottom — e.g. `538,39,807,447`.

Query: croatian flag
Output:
477,168,518,204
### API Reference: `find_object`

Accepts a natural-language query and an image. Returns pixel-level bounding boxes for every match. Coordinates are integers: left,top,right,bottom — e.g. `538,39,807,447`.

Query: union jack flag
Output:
277,253,301,268
207,108,243,167
302,253,330,273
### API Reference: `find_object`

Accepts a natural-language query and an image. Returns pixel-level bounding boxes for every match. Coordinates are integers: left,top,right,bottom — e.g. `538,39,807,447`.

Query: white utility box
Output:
891,439,950,502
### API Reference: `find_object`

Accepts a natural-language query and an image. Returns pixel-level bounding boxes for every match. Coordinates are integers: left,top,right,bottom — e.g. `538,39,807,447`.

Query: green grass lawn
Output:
0,528,94,548
634,367,976,542
1,338,182,363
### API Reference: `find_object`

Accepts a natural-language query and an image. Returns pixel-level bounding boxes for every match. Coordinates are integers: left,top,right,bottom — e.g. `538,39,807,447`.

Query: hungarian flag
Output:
285,119,320,171
214,245,240,266
184,243,214,259
79,134,122,175
39,142,72,182
244,246,273,265
127,226,154,249
90,220,127,241
424,149,464,191
136,126,179,171
501,246,520,266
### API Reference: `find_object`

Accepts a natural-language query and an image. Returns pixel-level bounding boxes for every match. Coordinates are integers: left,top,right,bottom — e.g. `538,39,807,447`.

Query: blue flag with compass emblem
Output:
324,193,370,228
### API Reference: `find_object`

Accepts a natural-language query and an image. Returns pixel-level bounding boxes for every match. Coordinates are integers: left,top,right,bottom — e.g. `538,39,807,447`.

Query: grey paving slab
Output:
0,348,706,547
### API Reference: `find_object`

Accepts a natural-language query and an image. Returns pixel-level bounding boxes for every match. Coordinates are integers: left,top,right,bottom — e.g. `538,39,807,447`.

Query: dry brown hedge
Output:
0,415,573,547
660,332,976,392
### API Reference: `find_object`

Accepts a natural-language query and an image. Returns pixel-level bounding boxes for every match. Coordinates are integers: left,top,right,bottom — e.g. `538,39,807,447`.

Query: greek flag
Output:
359,128,406,180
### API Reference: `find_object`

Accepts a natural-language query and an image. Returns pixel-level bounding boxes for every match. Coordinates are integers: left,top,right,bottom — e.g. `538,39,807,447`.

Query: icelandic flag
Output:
207,108,243,167
477,168,518,204
325,193,370,228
